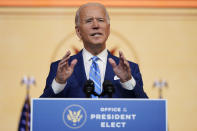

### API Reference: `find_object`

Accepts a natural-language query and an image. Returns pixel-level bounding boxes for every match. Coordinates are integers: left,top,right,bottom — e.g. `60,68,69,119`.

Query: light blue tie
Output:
89,56,101,98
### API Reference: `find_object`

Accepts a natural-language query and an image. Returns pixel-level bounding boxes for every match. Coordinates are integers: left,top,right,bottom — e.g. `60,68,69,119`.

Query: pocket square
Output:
114,75,120,80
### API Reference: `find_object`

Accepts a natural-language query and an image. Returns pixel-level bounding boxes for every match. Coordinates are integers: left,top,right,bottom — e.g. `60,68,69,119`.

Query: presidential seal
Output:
63,104,87,129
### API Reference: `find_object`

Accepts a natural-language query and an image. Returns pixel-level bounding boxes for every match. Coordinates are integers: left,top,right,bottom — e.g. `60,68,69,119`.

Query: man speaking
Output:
40,2,148,98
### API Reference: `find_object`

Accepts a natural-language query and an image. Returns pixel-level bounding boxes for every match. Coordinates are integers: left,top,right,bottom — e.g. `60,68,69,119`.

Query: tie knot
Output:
92,56,99,62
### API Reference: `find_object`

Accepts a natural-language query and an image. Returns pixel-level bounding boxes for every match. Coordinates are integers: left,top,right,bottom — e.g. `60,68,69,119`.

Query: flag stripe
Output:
18,96,31,131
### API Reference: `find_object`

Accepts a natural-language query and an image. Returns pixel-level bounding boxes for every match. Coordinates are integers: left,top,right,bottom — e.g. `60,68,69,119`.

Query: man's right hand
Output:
55,50,78,84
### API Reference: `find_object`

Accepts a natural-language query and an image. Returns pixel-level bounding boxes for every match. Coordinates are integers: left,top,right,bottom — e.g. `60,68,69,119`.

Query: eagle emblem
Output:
67,110,83,125
63,104,87,129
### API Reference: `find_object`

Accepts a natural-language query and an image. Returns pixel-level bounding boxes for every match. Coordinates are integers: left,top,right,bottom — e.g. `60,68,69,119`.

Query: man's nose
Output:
92,19,99,29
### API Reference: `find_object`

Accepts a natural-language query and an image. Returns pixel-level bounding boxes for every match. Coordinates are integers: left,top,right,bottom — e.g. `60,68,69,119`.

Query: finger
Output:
59,55,70,65
58,62,68,71
57,50,71,72
119,51,124,65
123,60,129,67
70,59,78,69
108,58,117,69
62,50,71,60
58,51,71,68
119,51,129,67
123,60,130,70
119,50,126,61
58,56,70,71
57,62,64,72
120,52,131,71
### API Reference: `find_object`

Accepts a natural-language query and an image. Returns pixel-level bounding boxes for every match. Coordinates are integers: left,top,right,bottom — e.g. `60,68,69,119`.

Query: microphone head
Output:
103,80,115,94
84,80,95,94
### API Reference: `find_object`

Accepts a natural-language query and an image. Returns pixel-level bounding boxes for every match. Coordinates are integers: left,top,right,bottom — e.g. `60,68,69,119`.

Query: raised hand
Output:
55,50,78,84
108,51,132,83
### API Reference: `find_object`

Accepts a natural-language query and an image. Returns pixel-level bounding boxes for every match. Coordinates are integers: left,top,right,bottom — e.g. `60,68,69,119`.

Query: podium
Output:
31,98,167,131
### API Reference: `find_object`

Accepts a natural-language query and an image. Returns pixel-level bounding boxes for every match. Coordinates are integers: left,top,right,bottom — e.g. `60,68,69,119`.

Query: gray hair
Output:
75,3,110,27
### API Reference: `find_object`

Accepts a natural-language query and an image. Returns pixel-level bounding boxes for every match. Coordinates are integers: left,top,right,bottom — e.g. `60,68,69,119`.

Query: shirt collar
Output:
82,48,108,63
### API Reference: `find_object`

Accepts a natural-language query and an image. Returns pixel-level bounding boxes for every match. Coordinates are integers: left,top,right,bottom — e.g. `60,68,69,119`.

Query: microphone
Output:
83,80,95,98
102,80,115,98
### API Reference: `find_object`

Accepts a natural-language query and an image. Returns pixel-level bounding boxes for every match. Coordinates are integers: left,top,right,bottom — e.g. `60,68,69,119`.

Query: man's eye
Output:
98,19,104,22
86,20,92,23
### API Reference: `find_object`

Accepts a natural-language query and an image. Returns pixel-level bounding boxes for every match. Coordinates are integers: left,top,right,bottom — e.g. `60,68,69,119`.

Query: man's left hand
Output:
108,51,132,83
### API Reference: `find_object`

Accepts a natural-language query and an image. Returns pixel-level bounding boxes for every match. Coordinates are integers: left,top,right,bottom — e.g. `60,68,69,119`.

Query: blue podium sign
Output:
31,99,167,131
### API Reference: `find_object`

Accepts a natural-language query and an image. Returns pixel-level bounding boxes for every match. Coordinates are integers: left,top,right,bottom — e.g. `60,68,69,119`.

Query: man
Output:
40,3,148,98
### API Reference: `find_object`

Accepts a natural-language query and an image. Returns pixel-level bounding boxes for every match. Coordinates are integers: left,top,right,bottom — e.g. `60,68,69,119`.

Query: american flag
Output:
18,96,31,131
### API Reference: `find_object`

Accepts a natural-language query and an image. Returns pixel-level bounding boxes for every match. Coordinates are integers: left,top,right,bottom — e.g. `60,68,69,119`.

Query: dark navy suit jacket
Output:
40,50,148,98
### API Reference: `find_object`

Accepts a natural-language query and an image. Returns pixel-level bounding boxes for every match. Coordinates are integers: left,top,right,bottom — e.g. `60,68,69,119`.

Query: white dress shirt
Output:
52,48,136,94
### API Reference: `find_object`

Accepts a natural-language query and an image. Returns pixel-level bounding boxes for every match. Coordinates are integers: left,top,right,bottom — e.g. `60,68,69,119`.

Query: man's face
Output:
76,5,110,48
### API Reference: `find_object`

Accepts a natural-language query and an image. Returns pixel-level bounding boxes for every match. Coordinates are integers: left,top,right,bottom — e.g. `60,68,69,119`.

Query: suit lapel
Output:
73,50,87,87
104,51,116,82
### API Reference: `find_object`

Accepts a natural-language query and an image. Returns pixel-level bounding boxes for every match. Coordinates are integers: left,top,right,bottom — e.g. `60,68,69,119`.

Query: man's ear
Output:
106,24,110,39
75,26,82,40
108,24,110,36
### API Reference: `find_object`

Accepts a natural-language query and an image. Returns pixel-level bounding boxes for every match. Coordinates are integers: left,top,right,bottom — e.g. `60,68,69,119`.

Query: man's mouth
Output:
90,33,102,37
